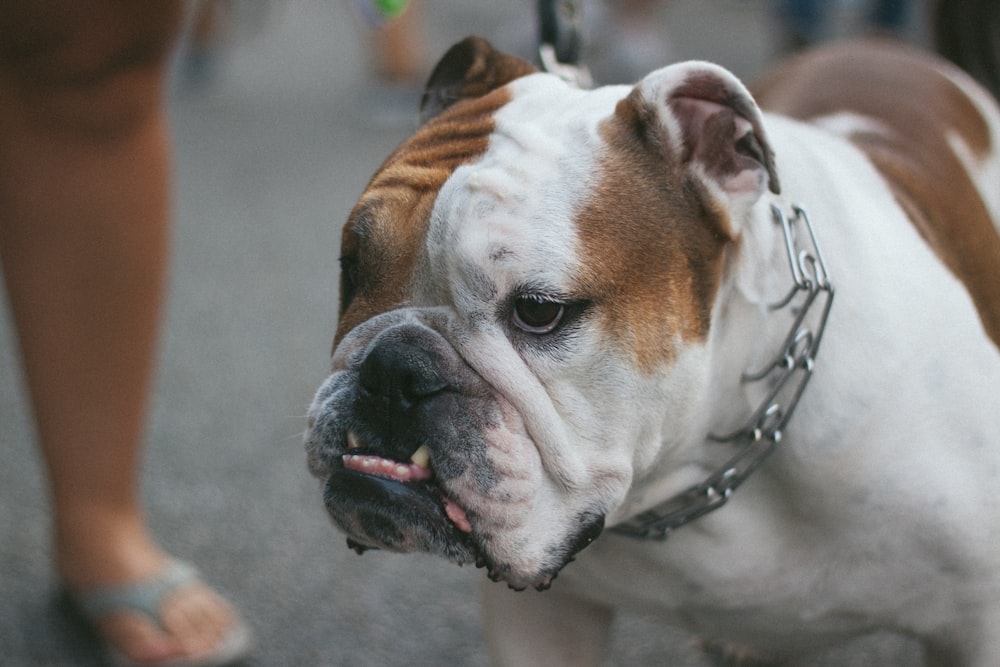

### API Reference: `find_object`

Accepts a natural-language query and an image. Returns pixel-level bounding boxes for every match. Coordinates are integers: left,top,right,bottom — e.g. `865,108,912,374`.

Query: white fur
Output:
455,67,1000,665
527,114,1000,662
419,74,638,491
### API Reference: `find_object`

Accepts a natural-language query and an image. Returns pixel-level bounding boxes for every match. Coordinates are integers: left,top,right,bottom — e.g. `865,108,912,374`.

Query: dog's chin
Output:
322,467,602,592
323,469,478,564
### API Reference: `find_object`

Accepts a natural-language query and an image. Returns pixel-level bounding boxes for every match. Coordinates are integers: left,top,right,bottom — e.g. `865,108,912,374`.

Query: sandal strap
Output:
75,559,199,628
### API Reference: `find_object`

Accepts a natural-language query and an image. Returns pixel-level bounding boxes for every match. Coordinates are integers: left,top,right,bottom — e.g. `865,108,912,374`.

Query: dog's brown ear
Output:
420,36,538,124
624,62,780,209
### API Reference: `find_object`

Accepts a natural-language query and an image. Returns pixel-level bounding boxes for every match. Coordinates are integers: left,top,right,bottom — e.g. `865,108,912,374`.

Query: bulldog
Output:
305,36,1000,665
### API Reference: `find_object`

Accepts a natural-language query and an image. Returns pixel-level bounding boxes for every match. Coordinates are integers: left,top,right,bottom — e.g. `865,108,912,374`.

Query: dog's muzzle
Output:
306,319,606,590
310,331,482,563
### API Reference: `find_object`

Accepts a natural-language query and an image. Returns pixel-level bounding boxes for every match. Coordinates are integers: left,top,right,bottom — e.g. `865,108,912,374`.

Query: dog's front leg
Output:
482,581,613,667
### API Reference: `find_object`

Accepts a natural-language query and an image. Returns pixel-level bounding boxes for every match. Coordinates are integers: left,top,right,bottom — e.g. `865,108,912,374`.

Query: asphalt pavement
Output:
1,1,930,665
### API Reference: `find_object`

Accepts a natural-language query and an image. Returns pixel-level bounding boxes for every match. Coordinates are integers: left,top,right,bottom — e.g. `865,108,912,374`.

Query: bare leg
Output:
0,1,242,663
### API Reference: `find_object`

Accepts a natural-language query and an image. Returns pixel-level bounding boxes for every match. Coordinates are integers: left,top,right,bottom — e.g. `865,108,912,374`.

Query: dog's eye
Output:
512,296,565,334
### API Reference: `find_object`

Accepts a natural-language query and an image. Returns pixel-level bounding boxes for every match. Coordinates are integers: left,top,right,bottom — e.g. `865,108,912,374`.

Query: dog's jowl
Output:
305,36,1000,665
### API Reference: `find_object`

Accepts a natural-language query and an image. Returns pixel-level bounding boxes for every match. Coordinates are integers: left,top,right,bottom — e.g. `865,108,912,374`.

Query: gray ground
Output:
1,1,935,665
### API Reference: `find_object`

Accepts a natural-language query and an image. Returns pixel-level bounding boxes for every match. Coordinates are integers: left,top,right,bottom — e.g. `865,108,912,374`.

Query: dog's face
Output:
305,38,778,590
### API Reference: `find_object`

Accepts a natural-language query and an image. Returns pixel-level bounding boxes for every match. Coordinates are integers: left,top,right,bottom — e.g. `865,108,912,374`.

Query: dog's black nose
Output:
359,339,448,410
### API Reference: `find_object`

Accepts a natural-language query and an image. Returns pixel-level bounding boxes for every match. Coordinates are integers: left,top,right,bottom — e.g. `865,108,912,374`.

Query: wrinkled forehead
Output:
336,73,640,342
422,76,631,294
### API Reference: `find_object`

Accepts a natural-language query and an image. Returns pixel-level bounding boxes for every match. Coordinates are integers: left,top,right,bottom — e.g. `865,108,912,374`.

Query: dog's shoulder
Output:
753,39,1000,348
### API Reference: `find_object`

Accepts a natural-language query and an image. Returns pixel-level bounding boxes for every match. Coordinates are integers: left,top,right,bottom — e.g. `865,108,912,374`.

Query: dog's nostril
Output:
359,340,448,408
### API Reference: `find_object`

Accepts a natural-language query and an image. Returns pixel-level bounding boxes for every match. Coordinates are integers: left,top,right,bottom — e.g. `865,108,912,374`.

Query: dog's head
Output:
305,37,778,590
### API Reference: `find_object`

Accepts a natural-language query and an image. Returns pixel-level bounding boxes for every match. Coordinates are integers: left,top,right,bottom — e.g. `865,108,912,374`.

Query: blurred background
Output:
0,0,985,664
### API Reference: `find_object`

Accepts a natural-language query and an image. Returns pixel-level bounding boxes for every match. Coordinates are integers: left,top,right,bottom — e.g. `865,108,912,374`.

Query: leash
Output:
612,204,835,540
537,0,593,88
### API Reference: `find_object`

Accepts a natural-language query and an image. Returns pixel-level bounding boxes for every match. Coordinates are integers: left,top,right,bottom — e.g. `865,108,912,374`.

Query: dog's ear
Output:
420,36,539,124
623,62,780,208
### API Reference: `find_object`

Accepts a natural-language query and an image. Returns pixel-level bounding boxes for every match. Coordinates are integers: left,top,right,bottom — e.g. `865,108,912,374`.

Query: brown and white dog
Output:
305,37,1000,665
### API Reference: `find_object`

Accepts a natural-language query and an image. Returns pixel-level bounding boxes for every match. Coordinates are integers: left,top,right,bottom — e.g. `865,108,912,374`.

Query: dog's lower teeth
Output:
342,453,433,483
410,444,431,469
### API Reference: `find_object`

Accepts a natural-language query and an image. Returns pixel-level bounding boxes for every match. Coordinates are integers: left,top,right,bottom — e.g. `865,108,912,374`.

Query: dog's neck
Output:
610,199,835,539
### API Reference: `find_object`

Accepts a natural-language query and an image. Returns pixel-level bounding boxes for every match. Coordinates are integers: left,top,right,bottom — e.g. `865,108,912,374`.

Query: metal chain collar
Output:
612,204,835,540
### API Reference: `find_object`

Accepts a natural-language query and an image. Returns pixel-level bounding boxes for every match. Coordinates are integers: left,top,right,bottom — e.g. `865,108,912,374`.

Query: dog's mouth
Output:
342,438,473,532
320,427,594,592
322,431,480,566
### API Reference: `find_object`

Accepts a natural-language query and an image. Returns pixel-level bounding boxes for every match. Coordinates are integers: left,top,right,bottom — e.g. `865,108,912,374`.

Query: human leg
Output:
0,1,247,663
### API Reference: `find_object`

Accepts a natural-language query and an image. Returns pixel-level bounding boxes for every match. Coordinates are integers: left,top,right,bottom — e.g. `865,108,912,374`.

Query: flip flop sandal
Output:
67,559,252,667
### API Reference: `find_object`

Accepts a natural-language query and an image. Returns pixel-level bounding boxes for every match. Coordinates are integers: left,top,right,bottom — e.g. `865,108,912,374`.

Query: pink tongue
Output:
443,497,473,533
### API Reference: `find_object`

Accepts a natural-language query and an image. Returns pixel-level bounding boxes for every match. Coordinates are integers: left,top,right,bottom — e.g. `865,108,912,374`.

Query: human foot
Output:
68,559,251,666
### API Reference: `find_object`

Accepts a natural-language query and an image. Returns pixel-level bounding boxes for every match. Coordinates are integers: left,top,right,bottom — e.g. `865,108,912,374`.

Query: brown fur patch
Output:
574,94,731,372
335,89,511,343
754,39,1000,348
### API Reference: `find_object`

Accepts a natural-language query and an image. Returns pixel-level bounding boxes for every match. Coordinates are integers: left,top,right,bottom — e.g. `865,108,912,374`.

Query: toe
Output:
95,611,182,664
159,582,236,658
89,579,244,665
